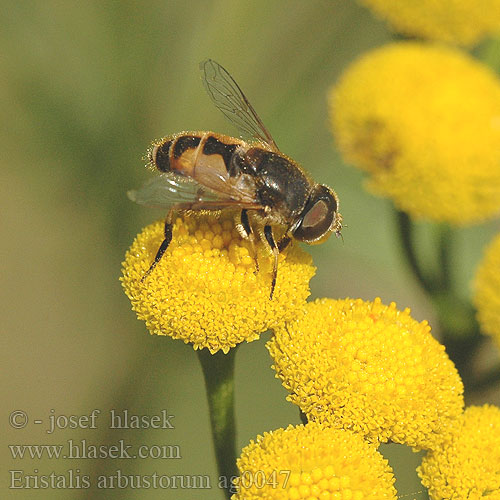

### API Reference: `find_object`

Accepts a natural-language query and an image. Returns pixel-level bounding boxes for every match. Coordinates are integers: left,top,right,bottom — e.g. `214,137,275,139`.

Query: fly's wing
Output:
128,173,262,210
127,174,220,208
200,59,279,152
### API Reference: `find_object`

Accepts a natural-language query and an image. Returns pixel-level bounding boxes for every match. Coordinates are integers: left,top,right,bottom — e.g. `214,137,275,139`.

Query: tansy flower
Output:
418,405,500,500
232,422,397,500
268,298,464,450
474,232,500,349
121,212,315,353
358,0,500,46
330,42,500,225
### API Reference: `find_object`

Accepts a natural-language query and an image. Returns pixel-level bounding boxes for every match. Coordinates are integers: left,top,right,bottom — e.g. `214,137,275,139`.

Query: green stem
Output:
439,329,482,393
396,210,476,388
470,365,500,393
395,210,436,293
396,211,454,294
197,347,238,499
437,223,452,291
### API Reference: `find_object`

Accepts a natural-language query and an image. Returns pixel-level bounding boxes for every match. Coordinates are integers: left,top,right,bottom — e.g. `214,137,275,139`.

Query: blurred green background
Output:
2,1,499,499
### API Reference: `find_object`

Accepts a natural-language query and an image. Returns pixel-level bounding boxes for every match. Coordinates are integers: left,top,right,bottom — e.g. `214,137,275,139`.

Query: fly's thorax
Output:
229,146,266,177
249,151,311,221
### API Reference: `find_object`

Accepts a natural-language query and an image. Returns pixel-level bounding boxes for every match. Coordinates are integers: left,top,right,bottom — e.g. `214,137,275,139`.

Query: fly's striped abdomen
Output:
201,135,238,173
149,132,247,180
149,133,201,174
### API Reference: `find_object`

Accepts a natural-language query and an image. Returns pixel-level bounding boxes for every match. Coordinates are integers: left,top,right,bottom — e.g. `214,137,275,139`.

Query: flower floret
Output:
233,423,397,499
121,212,315,353
418,405,500,500
359,0,500,45
330,42,500,225
268,297,464,449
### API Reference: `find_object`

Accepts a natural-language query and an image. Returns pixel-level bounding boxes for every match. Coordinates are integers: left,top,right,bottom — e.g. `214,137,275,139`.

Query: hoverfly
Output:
129,59,343,299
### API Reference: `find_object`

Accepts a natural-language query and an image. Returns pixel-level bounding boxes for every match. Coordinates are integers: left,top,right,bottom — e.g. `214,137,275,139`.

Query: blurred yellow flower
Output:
418,405,500,500
232,422,397,500
330,42,500,225
121,212,315,353
474,232,500,348
268,297,464,449
359,0,500,45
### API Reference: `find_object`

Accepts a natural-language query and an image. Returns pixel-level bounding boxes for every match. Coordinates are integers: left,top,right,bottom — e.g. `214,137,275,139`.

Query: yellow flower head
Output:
330,42,500,225
121,212,315,353
232,422,397,500
268,298,464,449
418,405,500,500
474,232,500,348
359,0,500,46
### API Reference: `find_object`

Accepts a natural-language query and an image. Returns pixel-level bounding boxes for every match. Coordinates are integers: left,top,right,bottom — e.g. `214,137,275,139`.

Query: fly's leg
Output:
142,202,264,283
141,210,174,282
278,236,291,252
235,209,259,272
141,200,224,282
263,225,279,300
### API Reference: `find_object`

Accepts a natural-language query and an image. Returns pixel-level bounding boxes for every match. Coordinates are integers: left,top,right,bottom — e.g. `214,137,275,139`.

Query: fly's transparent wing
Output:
128,173,264,212
127,174,220,208
200,59,279,151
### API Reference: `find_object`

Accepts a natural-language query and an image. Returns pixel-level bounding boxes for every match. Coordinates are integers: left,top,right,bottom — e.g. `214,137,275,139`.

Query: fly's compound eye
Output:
293,185,339,244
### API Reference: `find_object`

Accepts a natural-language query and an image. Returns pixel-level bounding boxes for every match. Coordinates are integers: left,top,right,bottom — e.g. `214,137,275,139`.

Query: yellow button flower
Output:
268,298,464,450
330,42,500,225
121,212,315,353
359,0,500,46
232,423,397,500
418,405,500,500
474,233,500,349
